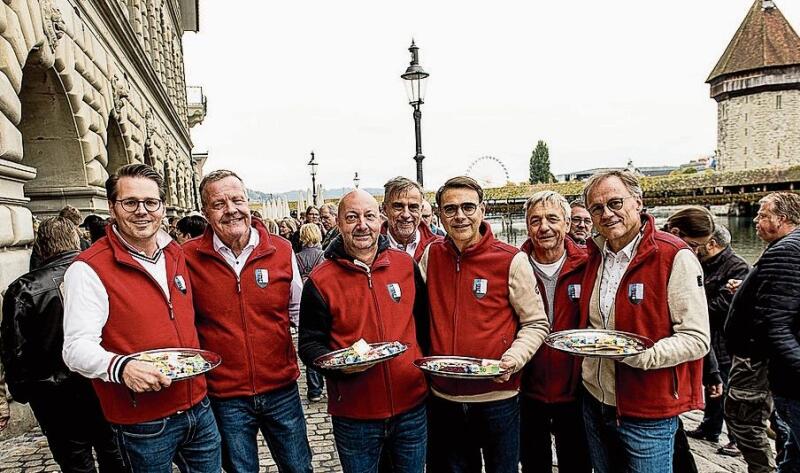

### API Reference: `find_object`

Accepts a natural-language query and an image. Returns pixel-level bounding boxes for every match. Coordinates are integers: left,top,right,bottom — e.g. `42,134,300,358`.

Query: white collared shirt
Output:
387,229,420,258
599,232,642,325
212,228,259,277
212,228,303,326
62,227,174,382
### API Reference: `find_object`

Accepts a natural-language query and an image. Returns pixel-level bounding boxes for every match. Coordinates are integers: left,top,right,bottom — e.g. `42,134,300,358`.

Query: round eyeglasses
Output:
115,198,163,213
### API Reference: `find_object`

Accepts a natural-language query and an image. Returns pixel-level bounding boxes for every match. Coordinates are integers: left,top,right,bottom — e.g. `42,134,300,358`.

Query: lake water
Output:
490,215,764,265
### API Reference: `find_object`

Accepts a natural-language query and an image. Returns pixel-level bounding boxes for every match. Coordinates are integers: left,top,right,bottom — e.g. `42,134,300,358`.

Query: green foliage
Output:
529,140,551,184
482,165,800,201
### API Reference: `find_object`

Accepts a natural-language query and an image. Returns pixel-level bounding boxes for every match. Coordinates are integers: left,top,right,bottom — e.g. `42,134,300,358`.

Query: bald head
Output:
338,189,379,219
338,189,382,263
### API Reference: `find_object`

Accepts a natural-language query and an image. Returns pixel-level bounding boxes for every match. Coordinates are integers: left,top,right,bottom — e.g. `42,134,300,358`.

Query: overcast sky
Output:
182,0,800,194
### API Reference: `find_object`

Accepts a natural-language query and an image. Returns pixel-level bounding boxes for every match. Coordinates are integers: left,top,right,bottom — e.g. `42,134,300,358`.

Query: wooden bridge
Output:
480,166,800,217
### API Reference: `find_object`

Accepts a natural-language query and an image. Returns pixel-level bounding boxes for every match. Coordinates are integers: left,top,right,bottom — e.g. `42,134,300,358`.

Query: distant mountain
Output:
247,187,383,202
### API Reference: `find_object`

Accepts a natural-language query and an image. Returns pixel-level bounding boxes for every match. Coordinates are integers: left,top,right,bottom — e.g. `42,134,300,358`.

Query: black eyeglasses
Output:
441,202,479,218
588,196,633,217
115,198,163,213
570,217,593,226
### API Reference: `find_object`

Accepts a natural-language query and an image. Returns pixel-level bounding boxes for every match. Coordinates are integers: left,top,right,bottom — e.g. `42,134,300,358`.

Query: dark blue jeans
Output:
210,382,312,473
332,402,426,473
111,396,221,473
774,396,800,473
427,395,520,473
582,393,678,473
306,367,325,398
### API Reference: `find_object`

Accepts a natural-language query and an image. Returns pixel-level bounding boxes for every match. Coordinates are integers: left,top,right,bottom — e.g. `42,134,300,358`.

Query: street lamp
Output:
307,151,318,206
401,39,429,186
353,172,360,189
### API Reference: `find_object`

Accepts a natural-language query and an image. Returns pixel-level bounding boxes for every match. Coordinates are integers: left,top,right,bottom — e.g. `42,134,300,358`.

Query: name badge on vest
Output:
174,275,187,294
567,284,581,301
387,283,402,302
255,269,269,288
628,282,644,305
473,278,488,299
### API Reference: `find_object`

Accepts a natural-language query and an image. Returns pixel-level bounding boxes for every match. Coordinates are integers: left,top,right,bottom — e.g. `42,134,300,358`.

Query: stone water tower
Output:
708,0,800,171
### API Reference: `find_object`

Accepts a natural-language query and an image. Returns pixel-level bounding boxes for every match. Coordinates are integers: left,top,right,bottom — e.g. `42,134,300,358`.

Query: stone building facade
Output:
708,0,800,171
0,0,203,296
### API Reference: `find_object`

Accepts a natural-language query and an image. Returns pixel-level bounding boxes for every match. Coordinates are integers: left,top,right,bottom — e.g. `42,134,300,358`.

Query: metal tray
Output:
313,342,408,370
545,329,654,358
131,348,221,380
413,356,508,379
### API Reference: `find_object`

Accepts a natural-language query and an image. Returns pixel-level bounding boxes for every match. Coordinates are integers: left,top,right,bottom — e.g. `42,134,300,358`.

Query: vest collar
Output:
445,221,495,256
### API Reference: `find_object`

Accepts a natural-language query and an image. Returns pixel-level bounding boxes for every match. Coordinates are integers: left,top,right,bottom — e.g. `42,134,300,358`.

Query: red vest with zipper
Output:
309,248,427,419
76,227,206,425
579,214,705,419
520,238,587,403
425,223,522,396
380,221,442,262
183,220,300,398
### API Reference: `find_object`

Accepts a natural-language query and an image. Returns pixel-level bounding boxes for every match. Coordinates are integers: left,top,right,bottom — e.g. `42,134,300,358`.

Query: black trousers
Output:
520,396,592,473
27,378,124,473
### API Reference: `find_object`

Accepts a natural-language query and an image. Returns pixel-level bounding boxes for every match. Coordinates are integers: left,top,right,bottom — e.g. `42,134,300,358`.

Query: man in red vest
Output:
298,189,430,472
183,169,312,473
419,176,550,473
381,176,441,262
578,170,710,473
519,190,591,473
62,164,221,472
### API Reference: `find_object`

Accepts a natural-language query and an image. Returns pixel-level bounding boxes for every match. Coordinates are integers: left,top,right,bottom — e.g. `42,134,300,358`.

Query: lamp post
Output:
307,151,318,206
401,40,429,186
353,172,360,189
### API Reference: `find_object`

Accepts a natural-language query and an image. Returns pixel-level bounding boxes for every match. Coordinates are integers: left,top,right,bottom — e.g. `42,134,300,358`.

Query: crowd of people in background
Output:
0,164,798,473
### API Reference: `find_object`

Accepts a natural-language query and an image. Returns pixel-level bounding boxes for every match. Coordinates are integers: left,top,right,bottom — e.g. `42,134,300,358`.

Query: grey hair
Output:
524,191,571,220
199,169,245,206
582,170,643,204
383,176,424,203
320,202,338,214
710,224,732,247
34,217,80,260
760,192,800,225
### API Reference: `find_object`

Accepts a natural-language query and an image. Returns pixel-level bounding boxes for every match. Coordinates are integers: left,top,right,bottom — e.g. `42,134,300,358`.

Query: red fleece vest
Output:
183,221,300,398
521,238,587,403
77,228,206,425
425,223,522,397
580,214,705,419
309,248,428,420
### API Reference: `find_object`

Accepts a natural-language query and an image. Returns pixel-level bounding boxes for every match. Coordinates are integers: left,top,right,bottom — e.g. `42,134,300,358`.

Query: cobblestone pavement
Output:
0,355,761,473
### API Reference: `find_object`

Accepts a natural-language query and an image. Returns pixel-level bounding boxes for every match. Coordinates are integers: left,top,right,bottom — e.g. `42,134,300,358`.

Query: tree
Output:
529,140,552,184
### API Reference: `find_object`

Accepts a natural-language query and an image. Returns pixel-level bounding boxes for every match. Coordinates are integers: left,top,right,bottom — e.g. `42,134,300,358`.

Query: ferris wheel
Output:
465,156,511,188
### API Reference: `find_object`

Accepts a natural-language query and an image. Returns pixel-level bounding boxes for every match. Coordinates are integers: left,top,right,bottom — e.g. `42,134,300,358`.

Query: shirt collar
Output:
212,227,259,254
112,225,171,263
603,230,641,262
387,228,419,250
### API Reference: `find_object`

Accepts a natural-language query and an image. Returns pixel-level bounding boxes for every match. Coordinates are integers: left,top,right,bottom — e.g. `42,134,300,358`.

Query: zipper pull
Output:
456,256,461,272
168,302,175,320
237,278,241,294
367,273,373,288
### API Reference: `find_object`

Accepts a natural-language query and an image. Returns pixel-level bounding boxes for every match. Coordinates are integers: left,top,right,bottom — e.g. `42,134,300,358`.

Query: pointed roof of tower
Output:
707,0,800,82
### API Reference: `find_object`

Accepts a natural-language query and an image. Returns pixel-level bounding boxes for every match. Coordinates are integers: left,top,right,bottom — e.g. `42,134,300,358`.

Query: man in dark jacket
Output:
725,192,800,471
687,225,750,443
1,217,123,473
745,192,800,473
299,189,430,472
